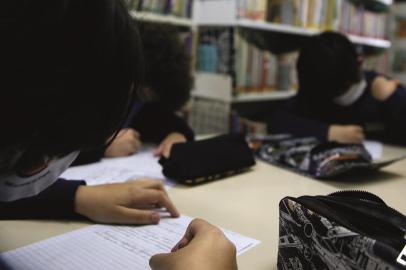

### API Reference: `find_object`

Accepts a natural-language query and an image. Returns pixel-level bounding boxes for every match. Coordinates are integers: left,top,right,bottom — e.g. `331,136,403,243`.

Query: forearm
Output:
382,85,406,134
0,179,86,220
268,109,329,141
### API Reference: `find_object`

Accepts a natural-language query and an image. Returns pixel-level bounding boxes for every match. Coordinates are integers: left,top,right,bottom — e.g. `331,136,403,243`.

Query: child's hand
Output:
104,128,141,157
371,76,400,101
154,132,187,158
149,219,238,270
74,179,179,224
328,125,365,144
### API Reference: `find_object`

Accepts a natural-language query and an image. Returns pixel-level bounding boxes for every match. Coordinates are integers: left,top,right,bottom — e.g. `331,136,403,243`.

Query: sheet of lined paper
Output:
0,216,260,270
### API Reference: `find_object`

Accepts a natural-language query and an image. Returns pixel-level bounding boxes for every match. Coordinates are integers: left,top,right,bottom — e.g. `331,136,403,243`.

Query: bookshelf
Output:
193,72,297,102
130,11,194,28
389,1,406,84
195,18,391,49
126,0,394,134
190,0,394,134
236,19,391,49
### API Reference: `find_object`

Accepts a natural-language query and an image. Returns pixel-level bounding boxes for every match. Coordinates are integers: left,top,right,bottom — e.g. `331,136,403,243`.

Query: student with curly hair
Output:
75,22,195,165
268,32,406,145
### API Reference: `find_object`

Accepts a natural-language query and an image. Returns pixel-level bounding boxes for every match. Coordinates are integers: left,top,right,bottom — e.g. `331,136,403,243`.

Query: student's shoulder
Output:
363,69,381,84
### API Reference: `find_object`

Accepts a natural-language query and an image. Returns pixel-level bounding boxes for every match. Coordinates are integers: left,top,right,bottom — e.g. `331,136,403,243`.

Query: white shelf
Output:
237,19,317,36
236,19,391,49
130,11,193,27
376,0,392,5
347,34,391,48
233,90,297,103
193,73,297,103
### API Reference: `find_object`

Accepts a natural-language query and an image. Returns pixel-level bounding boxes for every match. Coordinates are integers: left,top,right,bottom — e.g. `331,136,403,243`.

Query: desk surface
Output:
1,144,406,270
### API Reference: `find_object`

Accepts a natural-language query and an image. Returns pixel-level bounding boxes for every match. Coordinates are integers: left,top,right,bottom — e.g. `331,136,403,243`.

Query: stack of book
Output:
197,28,234,74
128,0,193,18
235,34,298,93
339,0,387,39
237,0,388,39
392,15,406,77
196,28,297,93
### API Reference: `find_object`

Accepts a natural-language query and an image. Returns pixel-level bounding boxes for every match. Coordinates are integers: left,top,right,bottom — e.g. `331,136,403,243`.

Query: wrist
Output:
327,125,340,141
74,185,92,218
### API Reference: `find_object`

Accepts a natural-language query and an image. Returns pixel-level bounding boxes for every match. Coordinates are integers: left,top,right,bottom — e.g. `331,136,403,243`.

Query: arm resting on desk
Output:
0,179,86,220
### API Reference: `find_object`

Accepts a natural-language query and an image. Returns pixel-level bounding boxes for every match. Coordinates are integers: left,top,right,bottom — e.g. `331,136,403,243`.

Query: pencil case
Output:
258,139,404,179
278,191,406,270
159,134,256,185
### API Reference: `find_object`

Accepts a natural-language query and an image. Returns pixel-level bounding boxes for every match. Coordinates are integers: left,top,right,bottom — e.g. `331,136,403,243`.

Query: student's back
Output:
268,32,406,145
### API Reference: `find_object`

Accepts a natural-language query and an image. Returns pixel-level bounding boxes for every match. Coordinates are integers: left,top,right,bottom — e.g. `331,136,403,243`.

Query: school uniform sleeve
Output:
381,83,406,135
267,98,330,141
0,179,86,220
130,102,195,143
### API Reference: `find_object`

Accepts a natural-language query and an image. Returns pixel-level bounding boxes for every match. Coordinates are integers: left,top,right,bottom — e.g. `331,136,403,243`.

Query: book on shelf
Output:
197,28,234,74
196,27,298,95
127,0,193,18
237,0,388,40
392,16,406,74
235,33,298,94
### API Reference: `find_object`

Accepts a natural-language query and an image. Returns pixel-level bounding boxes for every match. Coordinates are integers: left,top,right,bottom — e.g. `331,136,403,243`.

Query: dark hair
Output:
297,31,362,104
0,0,144,160
138,22,193,111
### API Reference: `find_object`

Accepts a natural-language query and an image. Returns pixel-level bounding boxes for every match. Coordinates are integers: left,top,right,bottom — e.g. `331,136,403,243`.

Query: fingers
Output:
134,179,167,192
128,188,179,218
153,144,164,157
162,144,172,158
123,129,141,154
115,206,161,224
351,125,365,143
172,219,213,252
149,253,170,269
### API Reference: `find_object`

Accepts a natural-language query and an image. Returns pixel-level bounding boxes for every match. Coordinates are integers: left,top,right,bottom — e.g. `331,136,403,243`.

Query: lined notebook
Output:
61,150,174,187
0,216,260,270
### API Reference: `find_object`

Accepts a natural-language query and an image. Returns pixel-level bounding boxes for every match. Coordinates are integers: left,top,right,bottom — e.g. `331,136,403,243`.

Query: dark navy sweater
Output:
268,71,406,145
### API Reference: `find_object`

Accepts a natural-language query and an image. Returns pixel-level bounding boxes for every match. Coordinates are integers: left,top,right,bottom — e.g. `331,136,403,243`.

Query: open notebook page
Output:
0,216,260,270
61,150,175,187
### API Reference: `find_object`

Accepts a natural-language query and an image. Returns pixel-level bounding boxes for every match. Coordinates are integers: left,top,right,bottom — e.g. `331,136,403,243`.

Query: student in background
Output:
74,23,194,165
0,1,236,269
268,32,406,145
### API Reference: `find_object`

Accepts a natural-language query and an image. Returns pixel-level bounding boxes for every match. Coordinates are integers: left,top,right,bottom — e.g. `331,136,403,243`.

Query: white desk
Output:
1,144,405,270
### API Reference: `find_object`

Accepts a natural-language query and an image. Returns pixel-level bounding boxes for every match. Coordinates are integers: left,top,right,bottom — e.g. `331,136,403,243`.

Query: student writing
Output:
74,23,195,165
0,0,236,269
268,32,406,145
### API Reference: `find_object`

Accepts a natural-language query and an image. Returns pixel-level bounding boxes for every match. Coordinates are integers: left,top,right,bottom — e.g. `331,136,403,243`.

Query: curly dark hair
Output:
138,22,193,111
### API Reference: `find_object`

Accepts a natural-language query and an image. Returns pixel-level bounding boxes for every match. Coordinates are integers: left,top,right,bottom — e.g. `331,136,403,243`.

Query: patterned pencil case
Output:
258,139,404,179
278,191,406,270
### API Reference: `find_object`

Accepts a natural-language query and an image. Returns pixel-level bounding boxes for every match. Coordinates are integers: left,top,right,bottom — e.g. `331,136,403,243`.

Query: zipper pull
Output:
397,244,406,266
